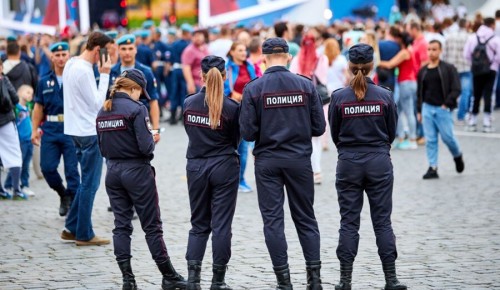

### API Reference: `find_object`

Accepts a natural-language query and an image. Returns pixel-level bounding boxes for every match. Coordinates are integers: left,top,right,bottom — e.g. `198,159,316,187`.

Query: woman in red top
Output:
379,32,418,150
224,42,257,193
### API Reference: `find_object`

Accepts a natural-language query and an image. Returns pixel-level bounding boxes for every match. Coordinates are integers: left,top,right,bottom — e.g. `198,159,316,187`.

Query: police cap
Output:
49,42,69,52
116,34,136,46
262,38,289,54
348,43,374,64
105,31,118,40
120,69,151,100
201,55,225,74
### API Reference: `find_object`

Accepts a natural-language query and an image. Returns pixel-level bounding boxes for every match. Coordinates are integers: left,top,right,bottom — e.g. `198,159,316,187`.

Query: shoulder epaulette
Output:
243,77,259,88
377,85,392,92
297,74,312,81
185,93,196,99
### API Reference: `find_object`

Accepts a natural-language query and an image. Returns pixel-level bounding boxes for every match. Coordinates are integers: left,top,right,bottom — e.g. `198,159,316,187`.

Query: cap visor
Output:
142,88,151,100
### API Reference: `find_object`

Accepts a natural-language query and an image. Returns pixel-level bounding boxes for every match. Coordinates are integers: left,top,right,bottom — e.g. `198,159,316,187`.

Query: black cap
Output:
348,43,374,64
120,69,151,100
201,55,225,74
262,37,289,54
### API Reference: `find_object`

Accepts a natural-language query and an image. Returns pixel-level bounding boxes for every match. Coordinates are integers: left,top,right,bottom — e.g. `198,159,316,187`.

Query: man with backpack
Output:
464,17,500,133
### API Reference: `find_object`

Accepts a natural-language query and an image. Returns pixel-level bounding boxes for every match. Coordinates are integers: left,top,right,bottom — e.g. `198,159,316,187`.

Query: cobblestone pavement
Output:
1,115,499,290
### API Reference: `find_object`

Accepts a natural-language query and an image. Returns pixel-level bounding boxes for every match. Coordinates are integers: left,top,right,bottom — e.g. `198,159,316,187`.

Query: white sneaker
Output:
22,187,36,197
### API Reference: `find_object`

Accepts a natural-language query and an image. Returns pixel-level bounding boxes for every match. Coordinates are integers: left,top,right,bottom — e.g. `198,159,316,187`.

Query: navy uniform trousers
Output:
106,159,169,263
186,155,239,265
255,158,321,267
335,151,397,264
40,134,80,196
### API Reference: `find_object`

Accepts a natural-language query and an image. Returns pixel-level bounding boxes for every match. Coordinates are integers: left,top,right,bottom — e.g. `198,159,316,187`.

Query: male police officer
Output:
31,42,80,217
109,34,161,142
240,38,326,290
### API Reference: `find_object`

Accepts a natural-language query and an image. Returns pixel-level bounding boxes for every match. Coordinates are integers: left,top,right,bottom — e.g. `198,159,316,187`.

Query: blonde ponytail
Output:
349,62,373,101
104,76,141,111
203,67,225,130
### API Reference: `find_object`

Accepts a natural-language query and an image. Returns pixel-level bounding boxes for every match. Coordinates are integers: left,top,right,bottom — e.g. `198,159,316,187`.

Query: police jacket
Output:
183,87,240,159
240,66,326,161
97,92,154,161
328,77,397,153
416,60,461,113
34,71,65,139
0,74,18,126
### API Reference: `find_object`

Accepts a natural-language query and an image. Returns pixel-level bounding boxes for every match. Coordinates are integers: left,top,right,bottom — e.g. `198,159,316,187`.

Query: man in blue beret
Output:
133,30,155,68
166,24,192,125
150,26,169,112
31,42,80,217
109,34,161,142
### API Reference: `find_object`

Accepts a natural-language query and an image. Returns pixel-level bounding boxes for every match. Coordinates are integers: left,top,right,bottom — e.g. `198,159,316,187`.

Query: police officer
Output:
97,69,186,290
31,42,80,216
183,56,240,290
109,34,161,143
239,38,325,290
328,43,407,290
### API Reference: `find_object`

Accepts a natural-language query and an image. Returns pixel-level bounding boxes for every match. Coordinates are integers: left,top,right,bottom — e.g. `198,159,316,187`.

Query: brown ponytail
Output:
349,62,373,101
103,77,141,111
203,67,226,130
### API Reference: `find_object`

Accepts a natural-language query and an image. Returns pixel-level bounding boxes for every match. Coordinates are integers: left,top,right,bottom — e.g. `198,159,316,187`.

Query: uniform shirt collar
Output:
264,65,288,74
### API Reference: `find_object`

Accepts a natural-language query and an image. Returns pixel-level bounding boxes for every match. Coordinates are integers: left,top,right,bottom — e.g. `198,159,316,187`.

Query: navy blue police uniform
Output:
96,69,186,289
239,38,326,285
34,42,80,216
328,43,406,290
183,56,240,270
135,30,155,68
168,24,192,124
151,33,169,107
109,35,159,110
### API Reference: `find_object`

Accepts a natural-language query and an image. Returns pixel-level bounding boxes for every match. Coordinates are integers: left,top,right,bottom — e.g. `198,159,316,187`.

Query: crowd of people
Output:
0,0,500,289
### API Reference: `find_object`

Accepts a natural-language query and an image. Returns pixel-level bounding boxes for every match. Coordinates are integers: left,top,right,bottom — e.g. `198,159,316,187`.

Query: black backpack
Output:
471,35,495,76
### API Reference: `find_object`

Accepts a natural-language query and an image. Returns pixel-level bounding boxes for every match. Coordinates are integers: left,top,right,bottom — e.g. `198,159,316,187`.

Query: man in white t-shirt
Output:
208,26,233,61
61,31,113,246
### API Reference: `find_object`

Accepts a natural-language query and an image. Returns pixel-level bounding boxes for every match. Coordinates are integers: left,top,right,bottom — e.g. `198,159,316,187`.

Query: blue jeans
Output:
422,103,462,167
65,135,103,241
238,140,249,185
457,72,472,120
5,140,33,188
397,81,417,139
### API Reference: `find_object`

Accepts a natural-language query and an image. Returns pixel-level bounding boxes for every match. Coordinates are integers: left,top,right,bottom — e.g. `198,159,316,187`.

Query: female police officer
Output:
96,69,186,290
183,56,240,290
328,43,407,290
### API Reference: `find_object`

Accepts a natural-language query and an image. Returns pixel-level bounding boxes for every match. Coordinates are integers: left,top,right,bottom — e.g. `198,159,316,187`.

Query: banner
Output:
198,0,328,27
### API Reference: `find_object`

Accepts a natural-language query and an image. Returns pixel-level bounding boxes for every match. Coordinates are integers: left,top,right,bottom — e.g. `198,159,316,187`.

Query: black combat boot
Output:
306,261,322,290
382,262,407,290
55,186,68,216
169,111,177,125
117,259,137,290
210,264,232,290
157,259,187,290
186,260,202,290
335,263,352,290
273,264,293,290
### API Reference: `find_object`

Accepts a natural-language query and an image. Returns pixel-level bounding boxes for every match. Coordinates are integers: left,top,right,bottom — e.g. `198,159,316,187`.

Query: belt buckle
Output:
58,114,64,122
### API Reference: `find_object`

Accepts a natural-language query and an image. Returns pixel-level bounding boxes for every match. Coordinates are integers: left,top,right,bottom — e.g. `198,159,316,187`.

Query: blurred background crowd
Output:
1,0,500,196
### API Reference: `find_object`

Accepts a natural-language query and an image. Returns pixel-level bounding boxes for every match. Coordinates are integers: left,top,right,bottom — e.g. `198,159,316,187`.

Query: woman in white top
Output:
290,32,329,185
324,38,349,152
